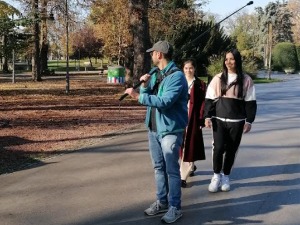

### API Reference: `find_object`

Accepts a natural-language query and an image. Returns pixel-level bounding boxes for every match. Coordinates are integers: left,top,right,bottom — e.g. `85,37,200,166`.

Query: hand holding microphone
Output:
139,73,151,87
119,67,158,101
123,73,151,100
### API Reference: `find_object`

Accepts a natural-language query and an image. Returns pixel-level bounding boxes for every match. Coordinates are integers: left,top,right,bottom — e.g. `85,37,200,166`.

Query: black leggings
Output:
212,119,245,175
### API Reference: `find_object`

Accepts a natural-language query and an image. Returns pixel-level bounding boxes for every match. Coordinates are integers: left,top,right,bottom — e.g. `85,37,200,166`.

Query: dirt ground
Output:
0,75,146,174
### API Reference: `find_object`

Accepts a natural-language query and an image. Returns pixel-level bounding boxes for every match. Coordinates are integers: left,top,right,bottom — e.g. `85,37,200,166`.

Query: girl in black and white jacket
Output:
204,49,257,193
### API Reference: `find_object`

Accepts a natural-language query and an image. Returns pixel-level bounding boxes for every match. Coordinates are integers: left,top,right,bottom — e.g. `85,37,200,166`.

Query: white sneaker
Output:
221,174,230,192
208,174,221,193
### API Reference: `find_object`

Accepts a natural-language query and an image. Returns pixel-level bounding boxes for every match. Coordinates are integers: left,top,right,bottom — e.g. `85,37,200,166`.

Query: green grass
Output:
48,59,106,72
199,76,281,84
254,78,282,83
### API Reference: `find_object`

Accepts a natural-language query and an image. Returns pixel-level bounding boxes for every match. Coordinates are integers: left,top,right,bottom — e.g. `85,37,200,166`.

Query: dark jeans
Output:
212,119,245,175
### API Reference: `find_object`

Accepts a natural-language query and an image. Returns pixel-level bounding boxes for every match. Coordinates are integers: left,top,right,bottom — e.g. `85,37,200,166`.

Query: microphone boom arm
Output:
182,1,253,52
119,1,254,101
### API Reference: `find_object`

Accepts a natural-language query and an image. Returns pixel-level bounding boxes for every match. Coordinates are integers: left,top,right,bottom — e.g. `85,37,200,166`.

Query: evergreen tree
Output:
256,1,294,68
258,1,293,45
274,2,293,43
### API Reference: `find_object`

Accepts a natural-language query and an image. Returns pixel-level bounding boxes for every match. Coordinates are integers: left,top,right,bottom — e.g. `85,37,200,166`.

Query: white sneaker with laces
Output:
208,173,221,193
161,206,182,224
221,174,230,191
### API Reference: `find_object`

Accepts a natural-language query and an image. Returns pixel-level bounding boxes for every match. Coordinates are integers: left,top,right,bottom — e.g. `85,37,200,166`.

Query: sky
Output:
2,0,21,10
202,0,273,17
4,0,273,18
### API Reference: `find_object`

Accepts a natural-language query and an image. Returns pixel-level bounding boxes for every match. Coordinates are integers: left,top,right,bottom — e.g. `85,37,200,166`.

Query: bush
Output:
241,49,262,79
295,44,300,70
243,60,258,79
207,55,260,80
207,56,223,76
272,42,298,73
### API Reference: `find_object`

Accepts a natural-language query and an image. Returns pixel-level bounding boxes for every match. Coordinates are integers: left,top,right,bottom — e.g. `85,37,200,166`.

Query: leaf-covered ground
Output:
0,76,146,174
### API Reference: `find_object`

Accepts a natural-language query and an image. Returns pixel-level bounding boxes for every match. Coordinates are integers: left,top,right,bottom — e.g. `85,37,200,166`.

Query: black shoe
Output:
189,165,197,177
181,180,187,188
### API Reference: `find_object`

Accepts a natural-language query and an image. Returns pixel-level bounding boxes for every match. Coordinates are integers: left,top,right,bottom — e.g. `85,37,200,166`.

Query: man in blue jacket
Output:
125,40,188,224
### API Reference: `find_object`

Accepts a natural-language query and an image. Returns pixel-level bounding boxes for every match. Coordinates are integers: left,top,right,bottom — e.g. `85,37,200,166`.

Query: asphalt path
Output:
0,73,299,225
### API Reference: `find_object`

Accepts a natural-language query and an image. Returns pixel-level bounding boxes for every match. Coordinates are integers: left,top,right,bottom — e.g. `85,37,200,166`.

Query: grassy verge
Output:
254,78,282,83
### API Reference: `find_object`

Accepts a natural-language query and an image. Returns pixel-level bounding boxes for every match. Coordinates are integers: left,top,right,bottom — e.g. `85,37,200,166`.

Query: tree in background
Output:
128,0,151,84
173,21,234,70
273,1,293,44
148,0,233,71
90,0,131,66
148,0,195,43
70,25,104,67
272,42,298,73
287,0,300,44
0,1,22,73
256,1,294,68
229,13,258,56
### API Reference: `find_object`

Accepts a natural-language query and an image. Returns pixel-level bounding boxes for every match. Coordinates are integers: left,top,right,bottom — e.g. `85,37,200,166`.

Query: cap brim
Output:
146,48,154,52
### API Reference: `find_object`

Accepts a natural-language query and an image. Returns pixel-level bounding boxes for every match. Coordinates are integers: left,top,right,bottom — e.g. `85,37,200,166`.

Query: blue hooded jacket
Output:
138,61,188,136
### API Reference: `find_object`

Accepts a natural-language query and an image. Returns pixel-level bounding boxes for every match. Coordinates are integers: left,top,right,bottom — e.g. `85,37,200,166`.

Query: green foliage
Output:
172,21,235,69
90,0,131,65
207,56,223,77
272,42,298,72
243,60,258,79
207,53,261,80
70,26,104,62
240,50,263,78
295,44,300,69
255,1,294,64
259,2,294,44
254,78,281,83
230,13,258,54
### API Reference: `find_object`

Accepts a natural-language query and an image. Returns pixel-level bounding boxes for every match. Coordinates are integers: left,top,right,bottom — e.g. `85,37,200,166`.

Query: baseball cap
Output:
146,41,173,54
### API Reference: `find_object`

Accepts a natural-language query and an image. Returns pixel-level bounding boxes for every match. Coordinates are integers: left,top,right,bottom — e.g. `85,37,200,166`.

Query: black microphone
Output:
247,1,254,5
119,67,159,101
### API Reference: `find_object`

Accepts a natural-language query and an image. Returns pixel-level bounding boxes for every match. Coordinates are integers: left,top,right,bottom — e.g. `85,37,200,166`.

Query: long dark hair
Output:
220,49,244,98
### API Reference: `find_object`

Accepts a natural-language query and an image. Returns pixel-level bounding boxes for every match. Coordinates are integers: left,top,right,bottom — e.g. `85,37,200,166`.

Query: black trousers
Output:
212,119,245,175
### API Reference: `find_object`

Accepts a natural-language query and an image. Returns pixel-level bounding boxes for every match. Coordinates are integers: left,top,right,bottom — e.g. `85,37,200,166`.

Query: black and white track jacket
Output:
204,73,257,124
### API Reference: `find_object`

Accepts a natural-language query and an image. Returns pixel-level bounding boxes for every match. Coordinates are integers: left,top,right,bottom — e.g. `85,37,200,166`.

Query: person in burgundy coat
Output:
180,59,206,188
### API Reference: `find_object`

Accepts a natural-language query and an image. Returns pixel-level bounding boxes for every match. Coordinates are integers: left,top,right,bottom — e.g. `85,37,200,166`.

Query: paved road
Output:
0,74,299,225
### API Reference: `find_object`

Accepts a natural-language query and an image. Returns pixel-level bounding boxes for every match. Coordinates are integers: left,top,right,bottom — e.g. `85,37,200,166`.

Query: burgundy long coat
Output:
181,78,206,162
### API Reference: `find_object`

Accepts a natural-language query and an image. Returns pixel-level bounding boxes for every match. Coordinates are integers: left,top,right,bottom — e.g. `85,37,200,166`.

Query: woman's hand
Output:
243,123,252,133
205,118,212,129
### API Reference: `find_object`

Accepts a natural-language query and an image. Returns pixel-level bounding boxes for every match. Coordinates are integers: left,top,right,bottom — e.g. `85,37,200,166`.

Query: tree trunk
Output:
32,0,42,81
40,0,49,75
2,35,9,73
128,0,151,85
